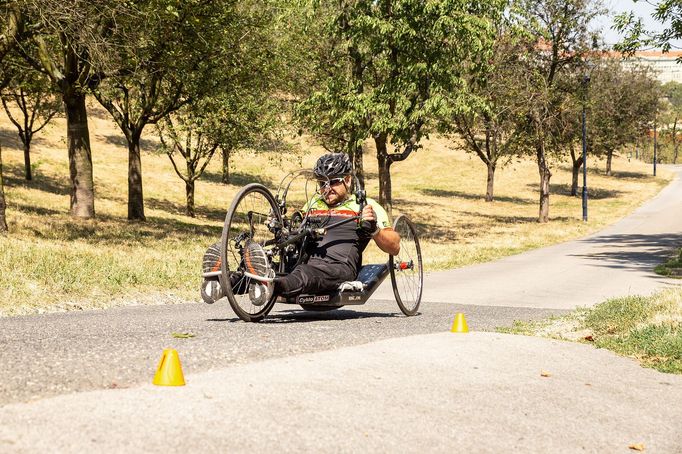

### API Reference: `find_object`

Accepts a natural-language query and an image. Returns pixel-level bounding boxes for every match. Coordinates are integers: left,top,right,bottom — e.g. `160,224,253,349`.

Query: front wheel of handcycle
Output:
389,215,423,316
219,183,282,322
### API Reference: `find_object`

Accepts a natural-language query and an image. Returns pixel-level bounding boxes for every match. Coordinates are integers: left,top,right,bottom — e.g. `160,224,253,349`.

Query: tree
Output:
1,66,61,180
157,105,221,218
588,59,659,175
159,93,284,217
513,0,603,222
18,0,118,218
298,0,504,215
217,95,283,185
0,0,26,232
90,0,280,220
449,30,530,201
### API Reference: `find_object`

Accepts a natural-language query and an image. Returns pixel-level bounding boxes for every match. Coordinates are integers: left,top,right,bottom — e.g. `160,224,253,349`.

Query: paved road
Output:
0,300,562,405
2,332,681,453
0,166,680,453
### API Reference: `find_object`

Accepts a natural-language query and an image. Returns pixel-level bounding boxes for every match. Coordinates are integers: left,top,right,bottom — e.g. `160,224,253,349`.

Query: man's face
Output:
318,175,350,205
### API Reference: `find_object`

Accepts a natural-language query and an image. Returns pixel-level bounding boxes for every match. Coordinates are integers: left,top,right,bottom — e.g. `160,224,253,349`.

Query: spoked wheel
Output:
219,183,282,322
389,215,423,316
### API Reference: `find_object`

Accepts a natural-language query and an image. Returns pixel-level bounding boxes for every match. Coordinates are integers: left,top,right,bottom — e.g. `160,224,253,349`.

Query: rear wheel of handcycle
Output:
219,183,282,322
389,215,423,316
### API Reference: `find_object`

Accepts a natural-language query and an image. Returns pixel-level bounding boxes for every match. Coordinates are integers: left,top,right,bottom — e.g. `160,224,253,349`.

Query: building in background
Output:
621,50,682,83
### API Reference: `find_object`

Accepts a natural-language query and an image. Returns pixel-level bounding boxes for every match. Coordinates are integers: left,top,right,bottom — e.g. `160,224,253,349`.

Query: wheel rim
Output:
220,185,281,319
390,215,423,315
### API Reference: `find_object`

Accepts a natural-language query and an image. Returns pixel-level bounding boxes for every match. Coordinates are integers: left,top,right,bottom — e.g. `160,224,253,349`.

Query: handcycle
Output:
200,170,423,322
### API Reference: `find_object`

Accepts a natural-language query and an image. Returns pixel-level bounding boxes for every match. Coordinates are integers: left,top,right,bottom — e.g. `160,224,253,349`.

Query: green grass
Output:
655,248,682,278
499,288,682,374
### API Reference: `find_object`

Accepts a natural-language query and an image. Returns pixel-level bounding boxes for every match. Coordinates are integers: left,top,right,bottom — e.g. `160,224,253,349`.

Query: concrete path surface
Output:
373,165,682,309
1,332,680,453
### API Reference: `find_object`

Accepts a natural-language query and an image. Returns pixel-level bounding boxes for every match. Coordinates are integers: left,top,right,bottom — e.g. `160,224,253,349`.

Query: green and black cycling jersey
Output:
302,194,390,274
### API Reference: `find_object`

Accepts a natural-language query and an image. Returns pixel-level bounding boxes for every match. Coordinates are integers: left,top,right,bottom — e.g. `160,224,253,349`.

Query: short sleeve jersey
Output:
302,195,390,274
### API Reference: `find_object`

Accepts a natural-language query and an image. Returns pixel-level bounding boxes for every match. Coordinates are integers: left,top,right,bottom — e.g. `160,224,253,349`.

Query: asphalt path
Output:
1,166,681,452
0,300,562,405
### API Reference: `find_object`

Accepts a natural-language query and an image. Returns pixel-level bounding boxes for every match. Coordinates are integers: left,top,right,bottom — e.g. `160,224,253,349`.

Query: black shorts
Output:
274,258,356,297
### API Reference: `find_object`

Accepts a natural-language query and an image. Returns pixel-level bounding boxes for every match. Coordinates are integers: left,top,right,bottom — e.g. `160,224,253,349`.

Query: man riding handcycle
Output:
201,152,423,322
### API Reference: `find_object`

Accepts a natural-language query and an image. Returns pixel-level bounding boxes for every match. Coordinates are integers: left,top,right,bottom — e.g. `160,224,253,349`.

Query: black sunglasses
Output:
317,177,345,189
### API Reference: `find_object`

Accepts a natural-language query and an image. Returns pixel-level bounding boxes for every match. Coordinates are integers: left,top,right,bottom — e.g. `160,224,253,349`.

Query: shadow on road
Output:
573,233,682,274
207,308,405,324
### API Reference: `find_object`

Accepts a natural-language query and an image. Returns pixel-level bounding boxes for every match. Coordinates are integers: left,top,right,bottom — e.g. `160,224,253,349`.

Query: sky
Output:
595,0,677,49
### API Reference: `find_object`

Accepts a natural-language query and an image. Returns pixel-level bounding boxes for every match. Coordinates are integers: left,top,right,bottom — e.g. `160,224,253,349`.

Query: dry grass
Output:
0,101,673,315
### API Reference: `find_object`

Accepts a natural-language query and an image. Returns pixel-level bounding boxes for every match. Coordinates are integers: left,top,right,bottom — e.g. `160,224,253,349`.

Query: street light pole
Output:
582,71,590,222
653,116,657,176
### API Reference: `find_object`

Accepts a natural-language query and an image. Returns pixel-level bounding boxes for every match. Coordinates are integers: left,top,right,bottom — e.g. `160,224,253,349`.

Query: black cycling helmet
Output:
313,153,352,179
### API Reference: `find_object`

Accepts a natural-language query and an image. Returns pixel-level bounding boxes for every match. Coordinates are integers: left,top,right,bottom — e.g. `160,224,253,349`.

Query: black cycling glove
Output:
359,218,378,236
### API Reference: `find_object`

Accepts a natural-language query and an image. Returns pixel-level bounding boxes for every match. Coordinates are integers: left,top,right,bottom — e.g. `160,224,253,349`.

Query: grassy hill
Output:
0,102,672,315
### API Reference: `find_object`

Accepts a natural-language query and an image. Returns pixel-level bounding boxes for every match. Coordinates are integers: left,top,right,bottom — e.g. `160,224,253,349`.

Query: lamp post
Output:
653,114,657,176
581,69,591,222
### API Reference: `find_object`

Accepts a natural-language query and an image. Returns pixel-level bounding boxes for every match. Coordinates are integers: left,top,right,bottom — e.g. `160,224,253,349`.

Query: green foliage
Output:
587,60,660,160
296,0,505,209
297,0,503,145
92,0,274,131
0,62,62,153
446,26,533,191
614,0,682,55
510,0,605,156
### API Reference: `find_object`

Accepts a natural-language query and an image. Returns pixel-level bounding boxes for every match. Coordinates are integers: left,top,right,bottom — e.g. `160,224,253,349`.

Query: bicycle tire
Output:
219,183,282,322
389,215,423,316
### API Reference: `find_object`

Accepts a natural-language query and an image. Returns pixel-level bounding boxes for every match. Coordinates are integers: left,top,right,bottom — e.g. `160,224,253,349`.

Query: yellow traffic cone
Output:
153,349,186,386
451,313,469,333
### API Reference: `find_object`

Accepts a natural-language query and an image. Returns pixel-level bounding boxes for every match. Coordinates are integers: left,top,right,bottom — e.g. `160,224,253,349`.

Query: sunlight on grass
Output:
0,102,674,314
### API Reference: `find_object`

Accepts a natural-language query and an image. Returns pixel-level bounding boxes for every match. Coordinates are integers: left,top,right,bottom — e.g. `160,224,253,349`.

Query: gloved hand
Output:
359,205,379,236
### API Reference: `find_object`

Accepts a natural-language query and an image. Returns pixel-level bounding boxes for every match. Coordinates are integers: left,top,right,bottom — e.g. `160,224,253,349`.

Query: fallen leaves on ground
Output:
171,332,196,339
628,443,645,451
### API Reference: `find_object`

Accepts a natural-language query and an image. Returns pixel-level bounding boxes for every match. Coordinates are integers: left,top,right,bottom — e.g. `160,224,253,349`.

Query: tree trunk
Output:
185,180,195,218
127,133,145,221
63,92,95,218
673,117,680,164
569,146,583,197
605,150,613,176
485,162,495,202
0,144,7,232
571,158,583,197
221,147,230,184
23,141,32,181
375,133,392,217
536,143,551,223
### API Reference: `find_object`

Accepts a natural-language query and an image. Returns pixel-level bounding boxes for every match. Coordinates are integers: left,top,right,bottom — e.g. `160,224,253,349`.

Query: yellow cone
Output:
451,313,469,333
153,349,186,386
